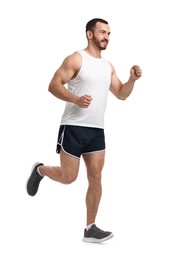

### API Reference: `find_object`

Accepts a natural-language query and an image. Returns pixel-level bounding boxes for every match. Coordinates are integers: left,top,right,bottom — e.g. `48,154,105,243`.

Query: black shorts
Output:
56,125,105,158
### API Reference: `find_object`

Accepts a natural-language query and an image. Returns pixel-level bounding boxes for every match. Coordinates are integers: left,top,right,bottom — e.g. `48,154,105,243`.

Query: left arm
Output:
109,64,142,100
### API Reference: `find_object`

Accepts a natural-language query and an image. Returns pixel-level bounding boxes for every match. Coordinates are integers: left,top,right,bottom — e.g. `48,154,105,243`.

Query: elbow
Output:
48,83,54,94
48,83,51,92
117,95,126,101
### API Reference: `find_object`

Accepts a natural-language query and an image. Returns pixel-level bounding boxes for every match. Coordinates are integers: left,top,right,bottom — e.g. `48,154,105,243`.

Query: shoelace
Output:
92,225,106,233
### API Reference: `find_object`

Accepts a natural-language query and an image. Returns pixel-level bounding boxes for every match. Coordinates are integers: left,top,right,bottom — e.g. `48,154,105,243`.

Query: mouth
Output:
102,40,108,45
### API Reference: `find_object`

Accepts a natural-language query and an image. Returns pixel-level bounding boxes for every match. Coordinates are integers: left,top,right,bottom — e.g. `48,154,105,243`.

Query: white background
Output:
0,0,170,259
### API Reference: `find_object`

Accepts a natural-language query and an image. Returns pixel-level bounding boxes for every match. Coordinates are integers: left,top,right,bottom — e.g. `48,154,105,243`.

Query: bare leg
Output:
40,149,80,184
83,151,105,225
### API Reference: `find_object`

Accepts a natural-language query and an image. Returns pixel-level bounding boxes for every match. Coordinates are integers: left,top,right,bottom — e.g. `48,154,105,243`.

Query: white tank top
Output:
60,49,112,128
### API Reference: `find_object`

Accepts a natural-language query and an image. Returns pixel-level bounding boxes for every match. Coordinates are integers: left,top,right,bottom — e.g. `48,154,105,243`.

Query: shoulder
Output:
108,61,116,75
62,51,82,71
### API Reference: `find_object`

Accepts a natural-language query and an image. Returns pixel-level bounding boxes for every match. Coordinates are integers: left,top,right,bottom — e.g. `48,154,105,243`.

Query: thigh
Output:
60,149,80,179
83,151,105,178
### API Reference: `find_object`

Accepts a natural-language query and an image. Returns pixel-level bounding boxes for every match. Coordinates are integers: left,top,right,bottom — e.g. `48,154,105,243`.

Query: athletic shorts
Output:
56,125,105,158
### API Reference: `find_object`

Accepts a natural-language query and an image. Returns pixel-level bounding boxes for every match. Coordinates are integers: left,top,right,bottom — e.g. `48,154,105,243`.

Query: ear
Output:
86,30,93,40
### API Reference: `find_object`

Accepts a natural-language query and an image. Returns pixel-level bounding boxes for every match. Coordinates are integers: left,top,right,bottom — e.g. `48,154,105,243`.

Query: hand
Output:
76,94,93,108
130,65,142,81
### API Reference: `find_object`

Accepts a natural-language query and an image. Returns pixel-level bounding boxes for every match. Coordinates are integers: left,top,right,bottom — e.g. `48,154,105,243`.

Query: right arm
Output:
48,52,92,108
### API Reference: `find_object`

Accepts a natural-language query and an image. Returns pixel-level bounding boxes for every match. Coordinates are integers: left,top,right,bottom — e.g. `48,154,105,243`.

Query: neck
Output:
83,47,101,59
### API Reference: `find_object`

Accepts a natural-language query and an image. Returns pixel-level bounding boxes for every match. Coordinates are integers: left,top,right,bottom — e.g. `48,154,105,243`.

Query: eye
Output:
100,30,110,36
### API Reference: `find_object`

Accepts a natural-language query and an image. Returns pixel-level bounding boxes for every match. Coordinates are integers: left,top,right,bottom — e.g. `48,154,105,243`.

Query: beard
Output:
92,35,108,50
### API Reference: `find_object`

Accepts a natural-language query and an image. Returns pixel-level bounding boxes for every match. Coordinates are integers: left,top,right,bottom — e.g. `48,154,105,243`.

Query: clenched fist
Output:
76,95,93,108
130,65,142,80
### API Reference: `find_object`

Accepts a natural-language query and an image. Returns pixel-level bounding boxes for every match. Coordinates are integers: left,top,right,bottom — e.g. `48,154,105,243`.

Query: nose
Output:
104,33,109,40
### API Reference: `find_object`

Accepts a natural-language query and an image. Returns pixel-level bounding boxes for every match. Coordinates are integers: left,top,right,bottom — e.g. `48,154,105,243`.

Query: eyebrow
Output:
99,30,111,35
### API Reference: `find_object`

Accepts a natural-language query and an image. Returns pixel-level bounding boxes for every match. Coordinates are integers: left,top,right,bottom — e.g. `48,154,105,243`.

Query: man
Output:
27,18,142,243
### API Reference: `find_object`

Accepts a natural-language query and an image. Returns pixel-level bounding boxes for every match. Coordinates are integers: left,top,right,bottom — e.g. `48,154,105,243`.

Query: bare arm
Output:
48,53,79,103
109,64,142,100
48,52,92,108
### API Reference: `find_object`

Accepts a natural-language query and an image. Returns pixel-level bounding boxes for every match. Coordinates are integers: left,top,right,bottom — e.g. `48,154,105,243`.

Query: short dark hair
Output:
86,18,108,32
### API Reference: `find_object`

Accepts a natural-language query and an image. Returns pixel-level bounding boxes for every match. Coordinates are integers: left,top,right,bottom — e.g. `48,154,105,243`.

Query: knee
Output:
88,171,102,184
62,172,77,184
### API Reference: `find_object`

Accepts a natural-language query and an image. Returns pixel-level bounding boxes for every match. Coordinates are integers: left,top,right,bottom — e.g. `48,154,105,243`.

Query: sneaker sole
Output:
82,233,113,243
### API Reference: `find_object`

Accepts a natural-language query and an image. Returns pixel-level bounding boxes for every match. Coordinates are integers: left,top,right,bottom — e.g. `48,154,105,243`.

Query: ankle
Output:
86,223,95,230
37,166,44,177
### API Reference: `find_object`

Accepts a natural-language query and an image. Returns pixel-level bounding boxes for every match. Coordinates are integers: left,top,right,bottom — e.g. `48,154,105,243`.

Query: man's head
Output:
86,18,110,50
86,18,108,33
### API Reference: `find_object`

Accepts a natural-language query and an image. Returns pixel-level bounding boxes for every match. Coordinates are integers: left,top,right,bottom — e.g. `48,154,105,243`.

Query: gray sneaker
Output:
26,162,44,196
82,224,113,243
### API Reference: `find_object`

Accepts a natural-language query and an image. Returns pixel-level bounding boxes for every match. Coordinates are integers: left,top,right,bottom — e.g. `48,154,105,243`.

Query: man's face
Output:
92,22,111,50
